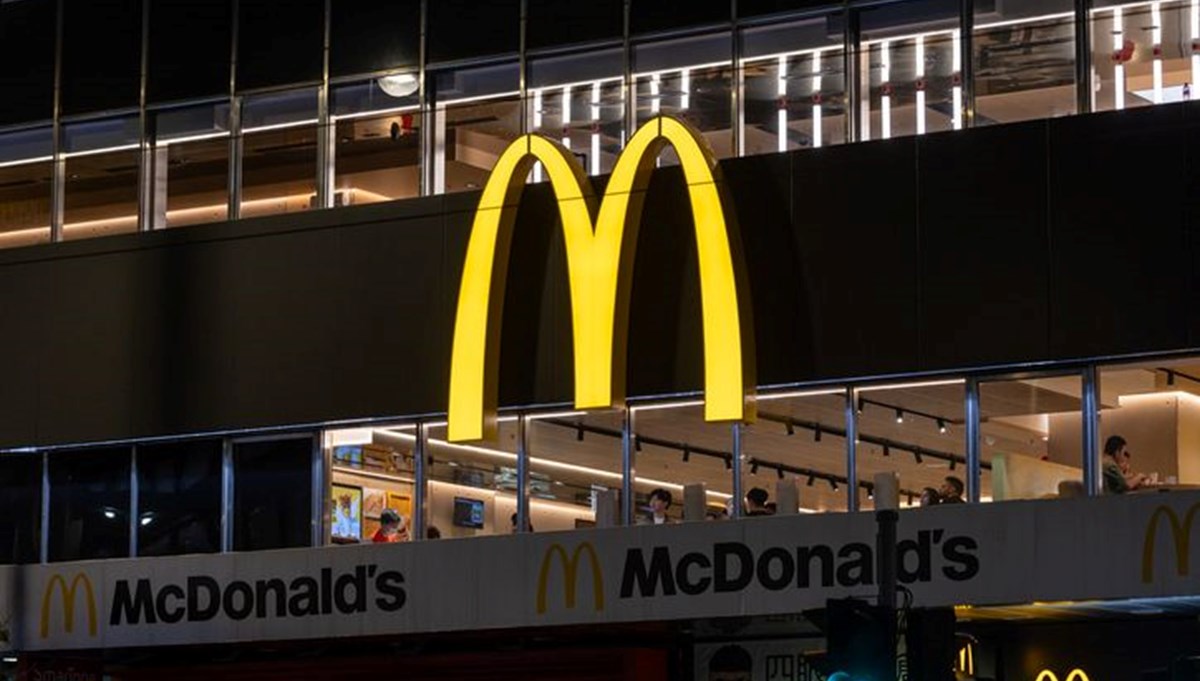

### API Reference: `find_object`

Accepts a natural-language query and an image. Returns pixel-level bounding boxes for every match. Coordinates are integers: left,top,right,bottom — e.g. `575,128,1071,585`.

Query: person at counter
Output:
640,488,673,525
745,488,772,516
939,476,965,503
372,509,408,543
1103,435,1150,494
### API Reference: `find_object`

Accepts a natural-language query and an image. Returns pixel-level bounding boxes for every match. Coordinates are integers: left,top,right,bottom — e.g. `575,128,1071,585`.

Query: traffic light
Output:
826,598,896,681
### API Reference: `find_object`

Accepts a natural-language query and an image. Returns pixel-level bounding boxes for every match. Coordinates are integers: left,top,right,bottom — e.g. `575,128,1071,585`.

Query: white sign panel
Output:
10,492,1200,652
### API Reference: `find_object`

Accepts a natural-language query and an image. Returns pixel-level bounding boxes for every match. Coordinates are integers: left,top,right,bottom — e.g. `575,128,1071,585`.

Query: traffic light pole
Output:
874,472,900,611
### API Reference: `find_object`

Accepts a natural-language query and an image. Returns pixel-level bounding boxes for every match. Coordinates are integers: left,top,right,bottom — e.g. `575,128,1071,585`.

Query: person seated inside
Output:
1103,435,1150,494
372,509,408,543
939,476,965,504
745,487,772,516
510,512,534,533
919,487,941,507
641,488,673,525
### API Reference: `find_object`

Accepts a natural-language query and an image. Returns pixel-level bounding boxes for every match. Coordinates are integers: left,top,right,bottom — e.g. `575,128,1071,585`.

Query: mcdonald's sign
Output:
536,542,604,615
1141,503,1200,583
447,115,753,442
1035,669,1090,681
40,572,97,639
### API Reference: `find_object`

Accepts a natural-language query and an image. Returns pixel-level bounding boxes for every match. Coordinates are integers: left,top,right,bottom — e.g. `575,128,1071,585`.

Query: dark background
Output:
0,102,1196,449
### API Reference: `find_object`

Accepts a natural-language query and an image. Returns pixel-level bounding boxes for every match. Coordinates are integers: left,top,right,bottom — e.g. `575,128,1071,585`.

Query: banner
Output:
9,491,1200,652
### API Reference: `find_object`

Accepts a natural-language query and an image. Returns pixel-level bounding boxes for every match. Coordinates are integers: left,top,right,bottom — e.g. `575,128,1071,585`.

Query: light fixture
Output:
814,425,822,442
829,479,839,492
895,409,904,424
857,396,864,414
907,492,916,505
786,421,795,436
682,447,690,462
103,509,117,520
868,486,874,499
883,444,890,457
913,449,924,464
938,418,947,434
635,436,643,452
807,475,815,487
1168,370,1176,386
576,425,585,441
776,466,785,480
751,461,760,475
949,457,957,471
377,72,420,98
724,456,733,471
140,515,154,527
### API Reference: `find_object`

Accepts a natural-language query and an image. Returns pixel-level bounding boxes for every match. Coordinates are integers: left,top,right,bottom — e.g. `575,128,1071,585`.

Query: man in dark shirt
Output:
745,487,772,516
1103,435,1148,494
939,476,965,503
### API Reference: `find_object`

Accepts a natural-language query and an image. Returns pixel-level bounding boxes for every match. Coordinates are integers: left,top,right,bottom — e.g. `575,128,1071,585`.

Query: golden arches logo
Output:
40,572,97,639
1035,669,1090,681
1141,503,1200,582
536,542,604,614
447,115,753,442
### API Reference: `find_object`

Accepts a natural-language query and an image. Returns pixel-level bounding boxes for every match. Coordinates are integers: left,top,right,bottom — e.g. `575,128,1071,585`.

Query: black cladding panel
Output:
427,0,520,63
237,0,325,90
61,0,143,115
148,0,233,103
0,0,56,125
330,0,420,77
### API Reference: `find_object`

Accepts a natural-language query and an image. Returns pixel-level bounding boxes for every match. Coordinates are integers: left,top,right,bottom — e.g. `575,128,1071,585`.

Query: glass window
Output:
233,437,313,551
742,391,852,515
854,381,967,509
974,1,1076,124
741,14,847,155
634,32,735,159
979,373,1084,502
48,447,132,562
153,102,231,228
62,116,141,241
432,62,521,194
137,440,222,557
1097,359,1200,493
527,411,620,529
1091,1,1197,112
0,453,42,564
324,426,417,544
240,89,319,218
528,49,626,177
331,76,421,204
0,126,53,248
632,402,739,520
859,0,961,141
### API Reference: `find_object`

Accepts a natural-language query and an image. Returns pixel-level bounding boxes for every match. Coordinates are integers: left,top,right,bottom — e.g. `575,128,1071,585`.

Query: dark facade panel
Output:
61,0,143,115
330,0,420,78
917,122,1051,368
427,0,520,64
1185,103,1200,349
1047,106,1190,359
237,0,325,91
631,0,731,35
527,0,624,51
738,0,843,19
790,140,921,380
0,0,56,125
148,0,233,104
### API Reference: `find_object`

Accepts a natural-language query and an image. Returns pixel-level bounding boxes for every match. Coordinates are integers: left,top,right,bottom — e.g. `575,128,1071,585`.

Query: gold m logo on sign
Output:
40,572,97,638
537,542,604,614
1035,669,1091,681
1141,503,1200,582
447,115,753,442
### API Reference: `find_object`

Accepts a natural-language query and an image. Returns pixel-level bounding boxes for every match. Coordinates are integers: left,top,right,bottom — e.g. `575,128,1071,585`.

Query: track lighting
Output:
682,447,690,462
807,475,815,487
857,396,864,414
751,461,760,475
913,448,923,464
907,493,916,505
724,456,732,471
635,436,642,452
829,479,839,492
882,444,890,457
937,418,947,434
776,466,785,480
786,421,794,436
814,425,822,442
576,425,585,441
1168,370,1176,386
949,457,957,471
895,409,904,424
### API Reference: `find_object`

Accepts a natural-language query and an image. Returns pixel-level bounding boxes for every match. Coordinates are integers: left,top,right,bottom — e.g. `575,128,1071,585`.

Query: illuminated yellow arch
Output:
448,116,751,442
1036,669,1091,681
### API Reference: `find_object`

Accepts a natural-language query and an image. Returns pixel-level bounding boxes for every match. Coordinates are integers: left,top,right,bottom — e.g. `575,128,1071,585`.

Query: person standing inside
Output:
642,488,673,525
745,487,772,516
372,509,409,543
939,476,965,503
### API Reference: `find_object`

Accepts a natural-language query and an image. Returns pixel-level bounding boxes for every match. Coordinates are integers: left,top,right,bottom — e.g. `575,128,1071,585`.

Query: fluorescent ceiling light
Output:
377,73,420,98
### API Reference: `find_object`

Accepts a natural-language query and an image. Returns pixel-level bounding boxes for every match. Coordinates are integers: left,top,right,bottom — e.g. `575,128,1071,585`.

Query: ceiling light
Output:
895,409,904,424
576,426,585,441
814,425,822,442
829,479,839,492
635,436,642,452
682,447,690,462
914,449,924,464
938,418,948,434
776,466,785,480
724,456,732,471
807,475,815,487
751,461,760,474
949,457,957,471
857,396,865,414
883,444,890,457
378,72,420,98
786,421,794,436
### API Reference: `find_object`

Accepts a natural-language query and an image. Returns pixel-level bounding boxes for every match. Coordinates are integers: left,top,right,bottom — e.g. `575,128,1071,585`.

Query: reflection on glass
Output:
325,427,417,544
529,80,624,177
528,412,620,529
742,15,847,155
438,96,522,194
632,403,736,520
137,440,222,557
0,453,41,564
742,391,850,514
859,1,959,140
0,127,53,248
635,32,735,159
1091,1,1198,112
973,3,1076,124
855,381,966,509
154,102,230,228
1098,359,1200,493
48,447,132,562
979,374,1083,502
241,89,319,218
233,438,313,551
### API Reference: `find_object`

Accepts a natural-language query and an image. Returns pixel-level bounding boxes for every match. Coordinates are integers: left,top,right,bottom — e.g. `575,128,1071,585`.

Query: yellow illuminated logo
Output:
1141,503,1200,582
537,542,604,614
1035,669,1090,681
40,572,97,639
957,642,975,677
447,115,753,442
